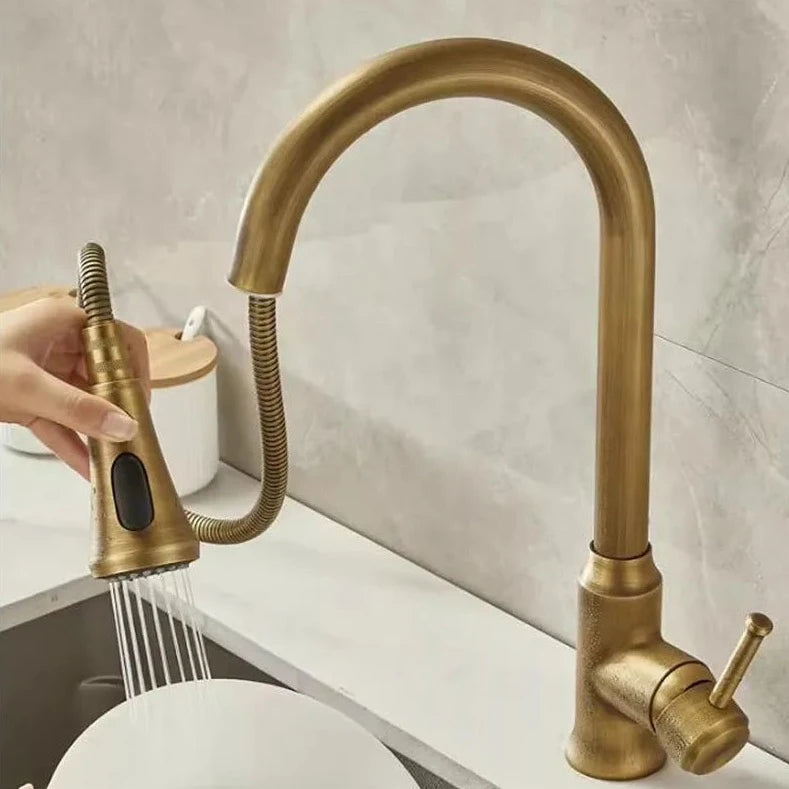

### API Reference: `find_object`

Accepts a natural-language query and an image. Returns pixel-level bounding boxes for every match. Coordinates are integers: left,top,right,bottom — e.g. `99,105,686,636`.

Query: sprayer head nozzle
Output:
87,370,199,579
78,242,199,579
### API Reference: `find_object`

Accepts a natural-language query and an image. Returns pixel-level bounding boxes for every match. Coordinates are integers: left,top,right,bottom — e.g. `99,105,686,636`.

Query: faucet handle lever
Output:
709,612,773,709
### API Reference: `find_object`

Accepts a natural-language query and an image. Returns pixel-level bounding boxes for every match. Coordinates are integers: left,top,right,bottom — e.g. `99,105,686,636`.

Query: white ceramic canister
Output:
145,323,219,496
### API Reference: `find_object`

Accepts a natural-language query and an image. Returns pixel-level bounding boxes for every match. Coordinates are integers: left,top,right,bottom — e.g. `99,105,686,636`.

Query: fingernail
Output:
100,411,138,441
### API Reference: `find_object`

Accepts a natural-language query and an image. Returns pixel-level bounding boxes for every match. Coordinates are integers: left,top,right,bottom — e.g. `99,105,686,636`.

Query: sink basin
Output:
0,594,452,789
50,678,419,788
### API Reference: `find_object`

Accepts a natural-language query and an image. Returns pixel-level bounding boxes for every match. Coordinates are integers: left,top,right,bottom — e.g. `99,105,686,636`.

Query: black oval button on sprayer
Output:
111,453,154,531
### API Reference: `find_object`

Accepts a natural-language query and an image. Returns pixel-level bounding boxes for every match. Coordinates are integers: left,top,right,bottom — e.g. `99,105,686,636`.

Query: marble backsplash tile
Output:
1,0,787,764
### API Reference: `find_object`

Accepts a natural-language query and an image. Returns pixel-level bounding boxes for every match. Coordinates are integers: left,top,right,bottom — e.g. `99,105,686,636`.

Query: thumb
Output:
20,365,138,442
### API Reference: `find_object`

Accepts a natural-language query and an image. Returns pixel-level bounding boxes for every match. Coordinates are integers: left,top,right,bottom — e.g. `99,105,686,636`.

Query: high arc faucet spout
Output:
230,38,656,560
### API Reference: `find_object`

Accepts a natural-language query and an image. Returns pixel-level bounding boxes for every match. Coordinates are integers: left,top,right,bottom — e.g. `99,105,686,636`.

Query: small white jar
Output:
145,327,219,496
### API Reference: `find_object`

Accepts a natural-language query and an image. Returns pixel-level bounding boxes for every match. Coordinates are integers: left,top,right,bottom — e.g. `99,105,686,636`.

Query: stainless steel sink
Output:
0,594,451,789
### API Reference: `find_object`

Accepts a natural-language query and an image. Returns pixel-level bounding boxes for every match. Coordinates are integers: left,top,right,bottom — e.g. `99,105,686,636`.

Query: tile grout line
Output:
654,333,789,397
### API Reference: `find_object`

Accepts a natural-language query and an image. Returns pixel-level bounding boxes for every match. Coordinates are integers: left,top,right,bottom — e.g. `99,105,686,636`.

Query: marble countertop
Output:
1,446,787,788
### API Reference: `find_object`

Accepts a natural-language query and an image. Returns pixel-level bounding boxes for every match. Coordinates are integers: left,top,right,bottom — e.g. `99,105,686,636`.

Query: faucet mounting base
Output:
566,546,667,780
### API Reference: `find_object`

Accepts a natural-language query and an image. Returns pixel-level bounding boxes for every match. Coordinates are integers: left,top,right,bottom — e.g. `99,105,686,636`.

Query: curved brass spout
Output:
231,40,772,782
231,37,655,560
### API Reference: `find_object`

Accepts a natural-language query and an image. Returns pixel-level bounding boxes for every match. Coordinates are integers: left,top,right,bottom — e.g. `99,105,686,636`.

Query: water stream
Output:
109,565,211,699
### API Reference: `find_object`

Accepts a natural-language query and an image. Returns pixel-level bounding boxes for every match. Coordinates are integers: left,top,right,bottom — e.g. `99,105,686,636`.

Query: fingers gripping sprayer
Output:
77,242,288,697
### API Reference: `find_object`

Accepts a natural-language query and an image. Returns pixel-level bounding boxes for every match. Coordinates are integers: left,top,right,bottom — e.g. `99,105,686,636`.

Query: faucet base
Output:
566,546,667,781
566,723,665,781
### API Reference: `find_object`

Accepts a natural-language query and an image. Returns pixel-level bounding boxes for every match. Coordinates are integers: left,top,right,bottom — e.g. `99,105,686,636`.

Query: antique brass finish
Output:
231,37,654,562
654,683,749,775
77,243,197,578
567,548,668,779
82,322,199,579
709,613,774,709
78,243,199,578
78,241,288,565
226,39,774,780
651,662,715,723
565,547,770,779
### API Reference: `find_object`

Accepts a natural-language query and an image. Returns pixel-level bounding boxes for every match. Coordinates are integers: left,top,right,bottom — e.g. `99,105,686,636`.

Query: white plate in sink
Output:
49,678,419,789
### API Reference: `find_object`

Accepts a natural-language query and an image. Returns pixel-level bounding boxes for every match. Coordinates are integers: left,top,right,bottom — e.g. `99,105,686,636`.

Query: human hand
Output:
0,296,150,479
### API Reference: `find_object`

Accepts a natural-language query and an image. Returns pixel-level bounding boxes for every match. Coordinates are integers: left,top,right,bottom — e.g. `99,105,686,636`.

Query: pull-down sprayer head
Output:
78,243,199,579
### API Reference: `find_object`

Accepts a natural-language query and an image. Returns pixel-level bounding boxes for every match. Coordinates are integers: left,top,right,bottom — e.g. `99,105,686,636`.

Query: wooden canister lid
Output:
145,328,218,389
0,287,216,388
0,285,75,313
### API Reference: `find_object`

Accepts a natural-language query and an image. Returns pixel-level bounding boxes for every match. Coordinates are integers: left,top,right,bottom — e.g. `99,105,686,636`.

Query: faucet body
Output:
226,39,761,779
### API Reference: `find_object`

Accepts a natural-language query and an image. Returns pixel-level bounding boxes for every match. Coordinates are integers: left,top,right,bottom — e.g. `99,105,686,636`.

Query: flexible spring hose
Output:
77,243,114,323
185,296,288,542
77,242,288,544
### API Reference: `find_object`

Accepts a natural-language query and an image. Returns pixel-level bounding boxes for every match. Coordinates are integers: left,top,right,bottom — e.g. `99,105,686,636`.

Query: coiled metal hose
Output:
77,242,288,544
77,243,114,324
186,296,288,542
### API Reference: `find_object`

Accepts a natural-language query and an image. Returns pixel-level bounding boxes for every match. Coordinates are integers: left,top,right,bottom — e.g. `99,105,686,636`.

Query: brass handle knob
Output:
709,612,773,709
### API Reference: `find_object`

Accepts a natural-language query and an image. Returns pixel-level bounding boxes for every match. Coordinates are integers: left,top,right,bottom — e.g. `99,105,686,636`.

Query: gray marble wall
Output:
2,0,787,761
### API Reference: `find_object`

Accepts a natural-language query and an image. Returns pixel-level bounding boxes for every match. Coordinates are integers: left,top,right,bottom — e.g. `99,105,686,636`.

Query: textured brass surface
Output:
567,548,667,780
79,243,199,578
185,297,288,544
566,547,767,779
83,322,134,384
709,613,774,709
86,372,199,578
654,682,749,774
596,645,706,731
651,661,715,726
231,37,655,561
